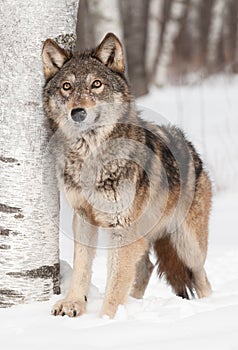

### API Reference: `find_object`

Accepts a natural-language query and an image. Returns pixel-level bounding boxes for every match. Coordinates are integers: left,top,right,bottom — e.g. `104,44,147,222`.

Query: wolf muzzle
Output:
71,108,87,122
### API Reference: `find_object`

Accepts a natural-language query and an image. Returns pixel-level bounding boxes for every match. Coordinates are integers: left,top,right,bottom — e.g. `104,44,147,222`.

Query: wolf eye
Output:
62,82,72,91
91,80,102,89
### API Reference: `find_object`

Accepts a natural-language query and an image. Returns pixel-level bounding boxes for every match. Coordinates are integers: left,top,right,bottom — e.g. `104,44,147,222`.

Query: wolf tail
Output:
153,237,195,299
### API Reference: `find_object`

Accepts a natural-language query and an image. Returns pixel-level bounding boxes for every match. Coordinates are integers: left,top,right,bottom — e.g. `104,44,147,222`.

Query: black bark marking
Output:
0,244,11,250
0,303,14,308
7,263,61,295
25,101,40,107
0,228,21,236
0,289,25,308
0,289,24,297
0,203,22,214
7,263,59,278
14,213,24,219
0,156,19,164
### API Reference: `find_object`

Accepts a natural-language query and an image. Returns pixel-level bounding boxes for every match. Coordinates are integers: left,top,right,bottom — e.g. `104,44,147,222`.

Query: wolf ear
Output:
94,33,125,73
42,39,70,80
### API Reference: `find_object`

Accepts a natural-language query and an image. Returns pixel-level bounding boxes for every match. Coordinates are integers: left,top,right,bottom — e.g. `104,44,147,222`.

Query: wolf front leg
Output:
52,209,98,317
101,231,148,319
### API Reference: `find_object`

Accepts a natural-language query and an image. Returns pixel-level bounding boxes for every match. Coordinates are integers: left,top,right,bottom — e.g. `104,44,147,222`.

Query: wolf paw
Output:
51,299,86,317
100,302,118,319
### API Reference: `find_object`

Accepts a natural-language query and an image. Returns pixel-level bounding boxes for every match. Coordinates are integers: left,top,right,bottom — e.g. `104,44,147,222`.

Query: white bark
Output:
207,0,226,65
0,0,77,307
146,0,164,81
155,0,187,86
87,0,123,42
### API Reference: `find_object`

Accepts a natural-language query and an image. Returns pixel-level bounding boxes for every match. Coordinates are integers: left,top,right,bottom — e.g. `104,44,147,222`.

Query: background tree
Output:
223,0,238,72
207,0,226,72
146,0,164,83
119,0,150,96
154,0,188,86
0,0,77,307
76,0,238,92
76,0,122,51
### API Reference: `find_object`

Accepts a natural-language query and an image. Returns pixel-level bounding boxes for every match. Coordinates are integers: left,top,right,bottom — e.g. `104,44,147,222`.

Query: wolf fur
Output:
42,33,212,318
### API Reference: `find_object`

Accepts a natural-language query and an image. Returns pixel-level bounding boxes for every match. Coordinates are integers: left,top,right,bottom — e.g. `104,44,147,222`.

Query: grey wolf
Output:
42,33,212,318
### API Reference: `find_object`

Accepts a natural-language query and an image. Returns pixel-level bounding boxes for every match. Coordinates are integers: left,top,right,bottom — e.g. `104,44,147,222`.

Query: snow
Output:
1,77,238,349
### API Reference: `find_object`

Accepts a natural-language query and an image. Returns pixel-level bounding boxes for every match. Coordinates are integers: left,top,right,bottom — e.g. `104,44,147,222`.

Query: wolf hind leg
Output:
154,236,195,299
169,224,211,299
130,252,154,299
193,267,211,298
169,170,212,299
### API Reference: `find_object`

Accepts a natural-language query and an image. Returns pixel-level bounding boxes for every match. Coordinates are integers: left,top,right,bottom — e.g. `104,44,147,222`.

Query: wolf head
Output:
42,33,132,139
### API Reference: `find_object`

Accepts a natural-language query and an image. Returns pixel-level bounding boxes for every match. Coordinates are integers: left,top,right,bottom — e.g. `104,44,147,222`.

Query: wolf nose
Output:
71,108,87,122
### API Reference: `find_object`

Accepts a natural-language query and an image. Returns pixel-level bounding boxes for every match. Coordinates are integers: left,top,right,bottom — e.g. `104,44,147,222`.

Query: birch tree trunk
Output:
146,0,164,83
0,0,77,307
151,0,172,82
207,0,226,70
154,0,187,86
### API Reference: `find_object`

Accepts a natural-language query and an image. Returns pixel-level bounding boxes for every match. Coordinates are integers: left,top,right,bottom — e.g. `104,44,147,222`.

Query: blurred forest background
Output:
0,0,238,340
73,0,238,193
76,0,238,97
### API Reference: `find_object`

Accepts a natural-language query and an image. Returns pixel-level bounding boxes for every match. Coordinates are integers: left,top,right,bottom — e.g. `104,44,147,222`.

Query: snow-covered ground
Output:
1,77,238,349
